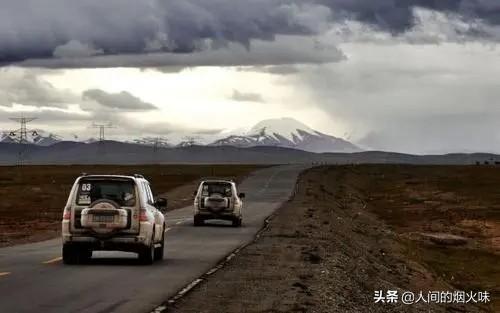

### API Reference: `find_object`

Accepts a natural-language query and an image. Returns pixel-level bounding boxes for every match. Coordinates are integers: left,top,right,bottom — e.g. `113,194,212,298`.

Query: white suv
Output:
61,174,167,265
193,180,245,227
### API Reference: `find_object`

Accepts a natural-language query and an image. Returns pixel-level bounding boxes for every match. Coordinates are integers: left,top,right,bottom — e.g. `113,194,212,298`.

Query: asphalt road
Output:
0,165,305,313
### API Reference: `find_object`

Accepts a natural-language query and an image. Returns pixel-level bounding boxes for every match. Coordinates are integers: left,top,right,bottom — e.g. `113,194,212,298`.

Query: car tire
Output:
62,244,78,265
79,249,92,264
139,238,155,265
154,226,165,261
232,217,242,227
193,215,204,227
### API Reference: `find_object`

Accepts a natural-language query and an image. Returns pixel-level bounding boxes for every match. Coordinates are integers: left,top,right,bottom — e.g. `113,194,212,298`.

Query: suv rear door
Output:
70,177,140,234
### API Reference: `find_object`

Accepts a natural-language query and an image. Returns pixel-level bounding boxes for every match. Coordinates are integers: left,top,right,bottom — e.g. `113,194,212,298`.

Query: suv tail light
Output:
139,208,148,222
62,208,71,220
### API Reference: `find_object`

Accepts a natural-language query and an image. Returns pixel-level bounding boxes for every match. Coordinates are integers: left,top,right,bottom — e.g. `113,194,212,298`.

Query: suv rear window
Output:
202,182,232,197
76,179,136,206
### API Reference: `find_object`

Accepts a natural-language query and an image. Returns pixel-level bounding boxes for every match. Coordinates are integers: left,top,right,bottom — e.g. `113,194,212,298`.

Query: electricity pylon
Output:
8,117,38,144
183,136,200,146
153,137,169,152
90,122,115,142
8,116,38,166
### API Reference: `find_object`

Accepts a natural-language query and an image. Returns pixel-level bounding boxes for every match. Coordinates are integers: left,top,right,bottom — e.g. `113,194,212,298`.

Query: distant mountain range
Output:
1,119,497,165
0,130,61,146
1,118,497,165
211,118,360,153
0,118,360,154
0,140,498,166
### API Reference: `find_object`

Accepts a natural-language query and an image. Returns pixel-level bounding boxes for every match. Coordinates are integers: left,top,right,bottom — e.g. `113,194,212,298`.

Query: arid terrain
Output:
1,164,498,312
0,164,263,247
169,165,498,312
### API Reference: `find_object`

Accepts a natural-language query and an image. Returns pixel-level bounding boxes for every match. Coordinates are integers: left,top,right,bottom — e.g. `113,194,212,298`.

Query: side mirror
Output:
238,192,245,199
155,197,168,212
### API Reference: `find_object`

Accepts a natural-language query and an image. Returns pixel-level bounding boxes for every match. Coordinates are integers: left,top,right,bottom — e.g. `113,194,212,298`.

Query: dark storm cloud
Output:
82,89,158,111
1,0,499,67
0,0,322,66
319,0,500,33
18,39,345,68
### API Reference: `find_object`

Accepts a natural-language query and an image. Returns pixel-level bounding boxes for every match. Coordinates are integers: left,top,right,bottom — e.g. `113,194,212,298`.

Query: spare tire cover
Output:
90,199,121,211
83,199,123,235
204,194,229,212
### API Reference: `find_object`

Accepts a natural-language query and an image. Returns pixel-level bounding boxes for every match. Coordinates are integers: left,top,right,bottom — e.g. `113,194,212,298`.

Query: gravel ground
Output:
168,166,488,313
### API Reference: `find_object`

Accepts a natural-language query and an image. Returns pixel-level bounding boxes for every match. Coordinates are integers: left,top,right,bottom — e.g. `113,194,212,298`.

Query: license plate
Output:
92,215,114,223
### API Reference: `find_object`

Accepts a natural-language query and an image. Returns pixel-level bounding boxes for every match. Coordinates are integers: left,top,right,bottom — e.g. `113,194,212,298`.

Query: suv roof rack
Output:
133,174,145,179
200,177,234,182
81,172,88,176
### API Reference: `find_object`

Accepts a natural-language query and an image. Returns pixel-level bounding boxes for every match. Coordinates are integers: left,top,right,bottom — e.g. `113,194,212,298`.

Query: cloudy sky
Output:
1,0,500,154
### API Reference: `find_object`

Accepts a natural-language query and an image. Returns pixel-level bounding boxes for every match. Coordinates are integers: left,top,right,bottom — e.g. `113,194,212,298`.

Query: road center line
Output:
43,257,62,264
258,169,281,194
0,272,11,277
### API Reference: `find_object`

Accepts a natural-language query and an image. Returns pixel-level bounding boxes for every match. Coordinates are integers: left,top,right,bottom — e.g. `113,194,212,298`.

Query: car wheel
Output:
62,244,78,265
232,217,242,227
139,238,155,265
79,249,92,264
154,226,165,261
193,215,204,226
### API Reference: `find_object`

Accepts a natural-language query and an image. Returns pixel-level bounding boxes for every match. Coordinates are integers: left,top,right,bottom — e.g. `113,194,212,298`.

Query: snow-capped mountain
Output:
176,140,201,147
210,118,361,153
130,137,171,148
0,130,61,146
0,119,361,153
0,133,17,144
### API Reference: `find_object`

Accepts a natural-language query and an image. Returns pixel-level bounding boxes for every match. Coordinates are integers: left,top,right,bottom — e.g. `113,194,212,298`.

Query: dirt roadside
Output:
168,165,495,313
0,164,263,248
